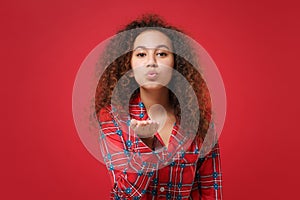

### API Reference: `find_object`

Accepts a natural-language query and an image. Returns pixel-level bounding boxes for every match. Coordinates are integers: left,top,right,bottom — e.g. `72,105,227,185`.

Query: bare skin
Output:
130,30,176,149
129,88,176,149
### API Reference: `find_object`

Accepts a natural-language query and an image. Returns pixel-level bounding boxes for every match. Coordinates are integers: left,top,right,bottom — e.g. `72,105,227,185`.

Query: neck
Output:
140,87,172,112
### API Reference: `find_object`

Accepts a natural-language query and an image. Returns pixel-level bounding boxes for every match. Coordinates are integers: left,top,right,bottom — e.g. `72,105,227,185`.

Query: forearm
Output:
196,143,223,199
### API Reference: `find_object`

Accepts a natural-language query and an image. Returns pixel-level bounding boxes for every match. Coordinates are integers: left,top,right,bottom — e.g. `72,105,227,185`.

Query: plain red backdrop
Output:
1,0,300,199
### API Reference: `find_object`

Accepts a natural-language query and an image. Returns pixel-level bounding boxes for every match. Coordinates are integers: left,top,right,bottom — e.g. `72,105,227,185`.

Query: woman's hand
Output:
130,119,159,138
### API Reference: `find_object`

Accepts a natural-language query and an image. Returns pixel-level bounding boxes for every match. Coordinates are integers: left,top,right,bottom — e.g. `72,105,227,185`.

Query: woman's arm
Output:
98,106,155,199
192,142,223,200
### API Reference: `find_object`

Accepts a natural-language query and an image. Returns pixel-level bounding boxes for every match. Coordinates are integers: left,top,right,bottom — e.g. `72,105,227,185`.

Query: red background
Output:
1,0,300,199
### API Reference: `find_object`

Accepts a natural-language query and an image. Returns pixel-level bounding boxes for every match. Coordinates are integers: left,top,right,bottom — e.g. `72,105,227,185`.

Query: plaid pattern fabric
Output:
98,93,222,199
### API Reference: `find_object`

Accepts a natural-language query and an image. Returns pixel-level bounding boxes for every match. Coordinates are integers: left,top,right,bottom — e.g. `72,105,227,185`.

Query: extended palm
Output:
130,119,159,138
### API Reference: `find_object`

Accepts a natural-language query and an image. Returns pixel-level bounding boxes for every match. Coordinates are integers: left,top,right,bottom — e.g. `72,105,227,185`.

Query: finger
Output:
130,119,138,129
141,121,148,126
130,119,137,125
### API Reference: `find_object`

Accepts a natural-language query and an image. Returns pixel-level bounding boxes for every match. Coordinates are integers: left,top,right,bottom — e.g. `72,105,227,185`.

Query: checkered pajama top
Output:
98,93,222,200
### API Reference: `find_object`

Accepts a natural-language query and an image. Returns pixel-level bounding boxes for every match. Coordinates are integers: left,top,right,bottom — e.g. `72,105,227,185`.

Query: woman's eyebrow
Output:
156,45,171,50
133,45,171,51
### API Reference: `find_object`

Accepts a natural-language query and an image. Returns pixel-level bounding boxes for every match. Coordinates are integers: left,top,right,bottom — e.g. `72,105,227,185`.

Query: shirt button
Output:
159,187,165,192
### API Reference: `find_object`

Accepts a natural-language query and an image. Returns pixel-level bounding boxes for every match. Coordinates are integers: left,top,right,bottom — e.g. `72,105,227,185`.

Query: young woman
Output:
96,14,222,200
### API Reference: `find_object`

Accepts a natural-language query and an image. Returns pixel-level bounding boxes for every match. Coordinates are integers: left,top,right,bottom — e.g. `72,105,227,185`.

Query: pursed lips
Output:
146,70,158,79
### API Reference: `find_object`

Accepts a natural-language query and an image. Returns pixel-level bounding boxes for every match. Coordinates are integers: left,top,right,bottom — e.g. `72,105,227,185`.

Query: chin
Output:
141,83,166,90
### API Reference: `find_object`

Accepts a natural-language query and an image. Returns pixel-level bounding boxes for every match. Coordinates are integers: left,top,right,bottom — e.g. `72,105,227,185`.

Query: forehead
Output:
133,30,173,49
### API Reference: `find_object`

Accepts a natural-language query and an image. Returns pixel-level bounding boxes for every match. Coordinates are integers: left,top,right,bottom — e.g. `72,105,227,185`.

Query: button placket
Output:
159,186,165,192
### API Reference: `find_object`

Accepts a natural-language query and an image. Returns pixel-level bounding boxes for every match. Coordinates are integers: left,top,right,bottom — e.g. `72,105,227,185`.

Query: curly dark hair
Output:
95,14,211,140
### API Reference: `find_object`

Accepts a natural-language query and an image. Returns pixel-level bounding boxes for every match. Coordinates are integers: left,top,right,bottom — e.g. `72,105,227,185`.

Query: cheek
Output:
131,66,144,82
170,60,175,68
160,57,174,68
160,67,173,82
130,57,136,68
131,56,140,68
170,56,175,67
131,58,145,69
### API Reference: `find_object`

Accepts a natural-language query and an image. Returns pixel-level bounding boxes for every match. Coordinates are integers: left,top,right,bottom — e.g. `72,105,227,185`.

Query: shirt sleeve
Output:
193,142,223,200
98,106,155,199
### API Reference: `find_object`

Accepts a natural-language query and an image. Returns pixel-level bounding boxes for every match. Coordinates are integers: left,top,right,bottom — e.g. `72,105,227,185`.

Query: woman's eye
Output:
157,52,168,57
136,53,146,57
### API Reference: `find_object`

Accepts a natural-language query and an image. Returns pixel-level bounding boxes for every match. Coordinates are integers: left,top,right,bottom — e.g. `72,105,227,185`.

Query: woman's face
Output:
131,30,174,90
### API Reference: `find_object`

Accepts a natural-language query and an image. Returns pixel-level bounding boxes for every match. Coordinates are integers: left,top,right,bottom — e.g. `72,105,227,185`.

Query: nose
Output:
146,51,157,67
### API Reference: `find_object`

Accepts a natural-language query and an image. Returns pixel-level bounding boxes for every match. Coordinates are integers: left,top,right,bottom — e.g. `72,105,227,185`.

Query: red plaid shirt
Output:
98,93,222,200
